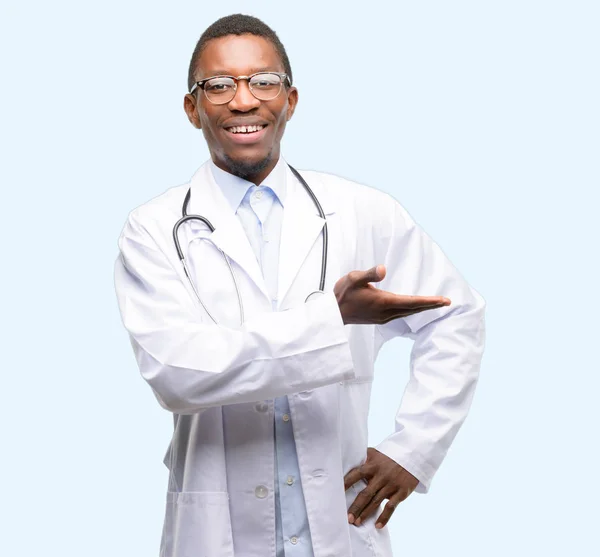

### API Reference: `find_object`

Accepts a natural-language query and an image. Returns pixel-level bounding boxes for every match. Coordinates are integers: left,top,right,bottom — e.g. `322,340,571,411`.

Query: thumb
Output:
359,264,386,285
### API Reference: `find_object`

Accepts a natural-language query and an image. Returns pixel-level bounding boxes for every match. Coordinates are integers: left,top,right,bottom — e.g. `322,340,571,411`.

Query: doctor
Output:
114,13,485,557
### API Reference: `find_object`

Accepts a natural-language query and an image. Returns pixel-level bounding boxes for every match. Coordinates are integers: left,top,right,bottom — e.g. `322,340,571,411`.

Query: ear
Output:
183,93,202,129
285,86,299,122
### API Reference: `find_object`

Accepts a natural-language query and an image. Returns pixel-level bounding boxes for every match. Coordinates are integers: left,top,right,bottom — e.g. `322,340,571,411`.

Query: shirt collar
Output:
209,156,288,213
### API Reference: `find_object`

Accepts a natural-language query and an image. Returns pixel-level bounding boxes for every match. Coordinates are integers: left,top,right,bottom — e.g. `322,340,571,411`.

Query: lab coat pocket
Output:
160,491,234,557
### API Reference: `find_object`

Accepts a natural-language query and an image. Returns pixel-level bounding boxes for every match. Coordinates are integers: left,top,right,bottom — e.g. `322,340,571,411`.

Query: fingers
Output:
380,292,451,309
369,295,451,325
379,304,450,324
343,467,364,491
352,265,386,286
347,480,386,525
375,491,406,530
353,485,395,526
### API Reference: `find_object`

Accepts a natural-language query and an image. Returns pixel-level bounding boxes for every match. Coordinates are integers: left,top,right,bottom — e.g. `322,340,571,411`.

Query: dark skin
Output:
184,34,451,530
183,34,298,186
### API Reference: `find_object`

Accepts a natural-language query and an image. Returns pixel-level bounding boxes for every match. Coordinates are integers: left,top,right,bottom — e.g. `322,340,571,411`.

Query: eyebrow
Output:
200,68,280,78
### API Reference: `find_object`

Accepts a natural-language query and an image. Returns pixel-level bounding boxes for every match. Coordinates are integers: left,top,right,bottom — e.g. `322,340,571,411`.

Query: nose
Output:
227,79,261,111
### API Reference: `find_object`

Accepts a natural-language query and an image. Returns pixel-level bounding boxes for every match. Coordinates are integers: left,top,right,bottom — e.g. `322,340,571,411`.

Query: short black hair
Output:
187,14,293,92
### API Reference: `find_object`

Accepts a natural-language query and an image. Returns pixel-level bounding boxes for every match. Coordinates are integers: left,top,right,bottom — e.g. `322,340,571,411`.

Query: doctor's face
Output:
184,34,298,184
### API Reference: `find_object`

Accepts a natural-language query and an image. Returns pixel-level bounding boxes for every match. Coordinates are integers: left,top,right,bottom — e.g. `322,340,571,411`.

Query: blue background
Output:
1,1,598,555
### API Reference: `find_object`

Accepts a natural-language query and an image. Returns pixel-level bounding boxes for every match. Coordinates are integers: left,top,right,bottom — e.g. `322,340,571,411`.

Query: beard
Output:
222,152,272,181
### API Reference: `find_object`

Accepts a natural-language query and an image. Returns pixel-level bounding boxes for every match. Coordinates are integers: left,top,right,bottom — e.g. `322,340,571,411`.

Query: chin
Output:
222,151,273,180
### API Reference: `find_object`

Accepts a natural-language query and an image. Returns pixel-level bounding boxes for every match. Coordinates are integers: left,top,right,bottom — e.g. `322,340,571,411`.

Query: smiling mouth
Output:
224,124,267,135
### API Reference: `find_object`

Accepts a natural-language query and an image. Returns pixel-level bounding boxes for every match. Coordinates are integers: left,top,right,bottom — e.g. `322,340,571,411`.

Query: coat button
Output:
286,475,294,486
255,402,268,413
290,536,298,545
282,413,290,422
255,485,268,499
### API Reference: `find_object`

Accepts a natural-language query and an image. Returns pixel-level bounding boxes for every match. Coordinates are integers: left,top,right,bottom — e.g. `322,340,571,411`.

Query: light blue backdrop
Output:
1,1,598,555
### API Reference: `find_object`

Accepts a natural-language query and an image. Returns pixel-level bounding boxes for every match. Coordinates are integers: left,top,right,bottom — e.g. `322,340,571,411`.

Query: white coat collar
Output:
187,160,335,305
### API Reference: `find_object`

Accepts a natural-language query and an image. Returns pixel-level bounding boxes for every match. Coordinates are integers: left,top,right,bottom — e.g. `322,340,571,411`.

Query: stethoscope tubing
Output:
172,164,327,324
287,165,327,292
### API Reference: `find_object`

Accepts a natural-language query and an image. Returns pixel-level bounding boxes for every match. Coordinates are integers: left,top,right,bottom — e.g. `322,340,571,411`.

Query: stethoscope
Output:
172,164,328,325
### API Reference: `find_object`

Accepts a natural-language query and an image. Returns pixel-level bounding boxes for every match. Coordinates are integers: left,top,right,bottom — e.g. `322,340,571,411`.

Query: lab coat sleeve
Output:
374,198,486,493
114,212,355,414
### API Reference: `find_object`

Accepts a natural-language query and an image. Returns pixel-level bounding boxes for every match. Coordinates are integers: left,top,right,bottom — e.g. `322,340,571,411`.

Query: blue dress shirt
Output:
210,158,314,557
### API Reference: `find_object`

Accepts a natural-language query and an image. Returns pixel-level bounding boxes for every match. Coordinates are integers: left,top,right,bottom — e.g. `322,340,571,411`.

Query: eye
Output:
250,74,281,89
205,78,235,93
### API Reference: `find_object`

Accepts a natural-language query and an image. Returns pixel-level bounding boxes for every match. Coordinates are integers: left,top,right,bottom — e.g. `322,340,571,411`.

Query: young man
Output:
114,13,486,557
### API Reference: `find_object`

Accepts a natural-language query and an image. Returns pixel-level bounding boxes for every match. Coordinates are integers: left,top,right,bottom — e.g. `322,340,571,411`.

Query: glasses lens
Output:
249,73,283,101
204,77,236,104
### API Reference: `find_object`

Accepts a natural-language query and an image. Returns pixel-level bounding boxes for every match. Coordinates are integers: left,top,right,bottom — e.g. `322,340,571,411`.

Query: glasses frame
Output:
189,71,291,104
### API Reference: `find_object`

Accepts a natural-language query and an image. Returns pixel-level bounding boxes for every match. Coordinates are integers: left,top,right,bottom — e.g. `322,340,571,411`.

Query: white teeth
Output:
227,125,265,134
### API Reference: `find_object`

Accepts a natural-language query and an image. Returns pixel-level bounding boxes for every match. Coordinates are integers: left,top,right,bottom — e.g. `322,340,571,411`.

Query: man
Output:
114,13,485,557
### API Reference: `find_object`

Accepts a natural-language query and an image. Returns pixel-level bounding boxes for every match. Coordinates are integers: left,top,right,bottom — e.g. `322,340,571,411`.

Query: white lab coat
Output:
114,161,486,557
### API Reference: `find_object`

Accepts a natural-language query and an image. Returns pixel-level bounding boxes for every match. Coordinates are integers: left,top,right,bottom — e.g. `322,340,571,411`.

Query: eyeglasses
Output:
190,72,290,105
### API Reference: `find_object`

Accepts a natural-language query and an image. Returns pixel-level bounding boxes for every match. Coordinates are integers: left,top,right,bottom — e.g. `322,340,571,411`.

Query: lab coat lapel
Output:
277,167,335,305
186,163,270,301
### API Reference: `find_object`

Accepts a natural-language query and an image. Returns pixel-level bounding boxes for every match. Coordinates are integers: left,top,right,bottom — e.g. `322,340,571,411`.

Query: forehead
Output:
196,34,284,78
